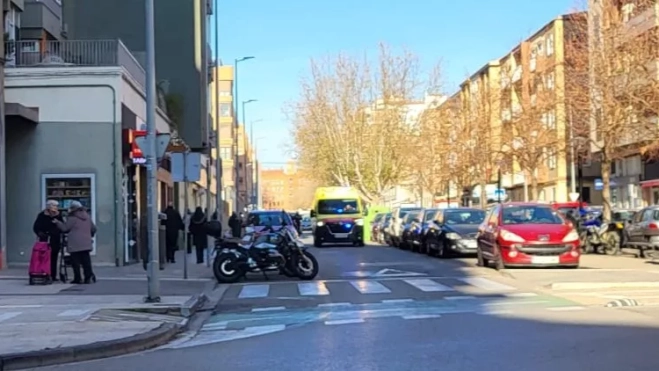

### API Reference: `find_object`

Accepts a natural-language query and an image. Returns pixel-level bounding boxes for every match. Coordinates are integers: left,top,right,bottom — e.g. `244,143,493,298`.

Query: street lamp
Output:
241,99,257,208
233,56,254,213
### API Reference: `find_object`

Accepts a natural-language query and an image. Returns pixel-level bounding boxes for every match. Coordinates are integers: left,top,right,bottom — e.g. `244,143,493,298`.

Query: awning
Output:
640,179,659,188
5,103,39,125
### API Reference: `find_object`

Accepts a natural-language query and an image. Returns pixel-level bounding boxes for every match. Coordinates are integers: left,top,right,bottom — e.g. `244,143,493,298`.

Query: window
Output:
547,147,557,169
547,110,556,129
219,147,232,159
317,199,360,215
443,210,486,225
546,34,554,55
502,205,563,225
220,103,232,117
546,72,555,89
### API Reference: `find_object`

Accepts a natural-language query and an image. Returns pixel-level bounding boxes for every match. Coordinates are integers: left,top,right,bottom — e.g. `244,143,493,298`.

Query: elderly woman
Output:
32,200,64,282
54,201,97,284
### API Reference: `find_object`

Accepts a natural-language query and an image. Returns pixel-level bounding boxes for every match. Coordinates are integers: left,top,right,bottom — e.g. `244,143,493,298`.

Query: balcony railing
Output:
4,39,146,88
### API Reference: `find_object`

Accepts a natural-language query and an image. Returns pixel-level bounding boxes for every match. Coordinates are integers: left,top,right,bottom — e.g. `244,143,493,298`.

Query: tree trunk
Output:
530,170,539,201
601,157,612,221
480,180,487,208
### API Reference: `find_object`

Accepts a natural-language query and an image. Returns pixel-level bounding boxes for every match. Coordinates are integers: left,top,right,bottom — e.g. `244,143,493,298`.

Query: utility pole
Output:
144,0,160,302
213,0,222,222
233,57,253,214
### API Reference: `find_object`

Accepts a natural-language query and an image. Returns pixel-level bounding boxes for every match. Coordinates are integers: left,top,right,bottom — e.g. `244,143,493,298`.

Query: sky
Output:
213,0,580,169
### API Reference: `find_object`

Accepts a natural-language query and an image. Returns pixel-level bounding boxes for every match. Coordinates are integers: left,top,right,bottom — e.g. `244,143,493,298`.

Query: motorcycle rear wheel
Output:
294,251,319,280
213,253,244,284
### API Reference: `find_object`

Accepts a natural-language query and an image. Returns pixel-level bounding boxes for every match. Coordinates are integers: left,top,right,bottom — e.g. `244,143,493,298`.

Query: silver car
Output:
301,217,312,231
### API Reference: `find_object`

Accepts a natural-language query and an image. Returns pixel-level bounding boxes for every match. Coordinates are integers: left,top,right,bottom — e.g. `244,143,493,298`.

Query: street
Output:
28,236,659,371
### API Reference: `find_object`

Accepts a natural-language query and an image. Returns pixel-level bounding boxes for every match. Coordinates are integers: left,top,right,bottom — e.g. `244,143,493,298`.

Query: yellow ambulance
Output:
310,187,367,247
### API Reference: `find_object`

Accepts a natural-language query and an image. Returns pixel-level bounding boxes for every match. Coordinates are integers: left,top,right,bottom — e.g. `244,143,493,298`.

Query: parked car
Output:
399,209,424,250
425,208,486,258
388,206,422,247
476,202,580,269
301,216,313,231
381,213,393,244
411,208,441,253
623,206,659,257
245,210,300,239
370,213,386,242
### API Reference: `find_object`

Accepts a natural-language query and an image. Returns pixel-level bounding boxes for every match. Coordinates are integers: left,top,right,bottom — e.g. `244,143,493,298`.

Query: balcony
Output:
4,39,146,89
512,66,522,82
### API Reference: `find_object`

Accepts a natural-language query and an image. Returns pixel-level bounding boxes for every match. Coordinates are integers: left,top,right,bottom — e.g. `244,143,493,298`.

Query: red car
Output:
476,202,580,269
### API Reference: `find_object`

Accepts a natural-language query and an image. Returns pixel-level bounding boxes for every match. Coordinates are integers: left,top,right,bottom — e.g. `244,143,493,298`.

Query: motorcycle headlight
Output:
317,221,324,226
446,232,461,240
355,218,364,226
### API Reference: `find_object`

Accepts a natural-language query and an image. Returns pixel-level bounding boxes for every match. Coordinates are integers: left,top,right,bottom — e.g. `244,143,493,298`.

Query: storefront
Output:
640,179,659,206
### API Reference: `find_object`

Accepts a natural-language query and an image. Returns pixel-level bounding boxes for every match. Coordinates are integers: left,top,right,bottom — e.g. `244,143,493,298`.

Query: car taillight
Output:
650,222,659,230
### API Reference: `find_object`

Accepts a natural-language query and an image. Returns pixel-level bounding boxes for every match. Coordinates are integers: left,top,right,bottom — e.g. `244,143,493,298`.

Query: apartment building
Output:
495,13,599,203
212,65,234,218
261,162,316,211
589,0,659,207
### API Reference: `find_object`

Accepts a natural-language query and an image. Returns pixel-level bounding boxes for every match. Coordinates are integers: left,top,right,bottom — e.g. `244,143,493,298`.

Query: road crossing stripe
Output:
402,314,441,320
457,277,517,291
298,282,329,296
57,309,91,317
238,284,270,298
404,278,454,292
0,312,21,322
350,280,391,294
325,319,365,325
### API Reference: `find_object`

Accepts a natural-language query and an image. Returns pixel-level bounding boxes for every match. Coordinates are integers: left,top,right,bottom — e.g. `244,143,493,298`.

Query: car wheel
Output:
476,246,487,267
438,241,449,259
493,245,506,270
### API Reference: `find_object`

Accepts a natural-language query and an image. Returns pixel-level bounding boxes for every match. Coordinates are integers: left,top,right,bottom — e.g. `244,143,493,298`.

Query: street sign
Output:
569,192,580,202
171,152,202,182
133,133,171,163
594,178,603,191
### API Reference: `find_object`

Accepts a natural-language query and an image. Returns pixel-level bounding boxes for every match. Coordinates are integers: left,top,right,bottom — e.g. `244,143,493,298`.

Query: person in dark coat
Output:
228,212,241,237
189,207,208,264
162,203,184,263
54,201,96,284
33,200,64,282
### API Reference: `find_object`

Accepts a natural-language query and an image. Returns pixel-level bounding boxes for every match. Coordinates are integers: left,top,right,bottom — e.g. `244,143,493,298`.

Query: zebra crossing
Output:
222,276,521,304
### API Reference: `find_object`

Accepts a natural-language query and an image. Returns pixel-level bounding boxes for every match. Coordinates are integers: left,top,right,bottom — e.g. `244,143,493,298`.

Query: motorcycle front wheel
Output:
293,251,319,280
213,253,244,284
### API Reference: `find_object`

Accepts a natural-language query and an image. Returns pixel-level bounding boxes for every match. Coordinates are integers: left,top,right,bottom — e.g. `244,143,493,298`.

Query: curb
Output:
181,293,208,317
550,281,659,290
0,322,181,371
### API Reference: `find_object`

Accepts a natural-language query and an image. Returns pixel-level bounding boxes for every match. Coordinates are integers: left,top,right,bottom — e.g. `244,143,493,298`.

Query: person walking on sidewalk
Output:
162,203,184,264
54,201,96,284
229,212,241,237
32,200,64,282
189,207,208,264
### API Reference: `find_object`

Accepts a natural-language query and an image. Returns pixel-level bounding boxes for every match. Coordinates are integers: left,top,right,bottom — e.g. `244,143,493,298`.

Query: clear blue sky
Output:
213,0,579,169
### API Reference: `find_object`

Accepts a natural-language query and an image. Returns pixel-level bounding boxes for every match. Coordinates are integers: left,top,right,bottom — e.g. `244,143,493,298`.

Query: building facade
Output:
261,162,315,211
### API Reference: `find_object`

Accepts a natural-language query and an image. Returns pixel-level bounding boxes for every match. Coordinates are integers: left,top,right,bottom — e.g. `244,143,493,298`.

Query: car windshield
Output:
444,210,486,225
318,199,360,214
399,208,421,218
248,212,286,227
404,211,421,223
424,210,438,221
502,206,564,225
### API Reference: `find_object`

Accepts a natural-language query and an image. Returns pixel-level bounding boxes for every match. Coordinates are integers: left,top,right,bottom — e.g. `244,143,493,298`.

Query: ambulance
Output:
310,187,366,247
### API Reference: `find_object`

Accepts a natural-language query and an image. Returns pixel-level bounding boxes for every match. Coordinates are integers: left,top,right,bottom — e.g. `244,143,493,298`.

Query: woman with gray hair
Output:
32,200,64,282
54,201,97,284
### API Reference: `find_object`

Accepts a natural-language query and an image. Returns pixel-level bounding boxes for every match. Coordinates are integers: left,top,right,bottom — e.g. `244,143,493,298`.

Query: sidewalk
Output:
0,250,223,370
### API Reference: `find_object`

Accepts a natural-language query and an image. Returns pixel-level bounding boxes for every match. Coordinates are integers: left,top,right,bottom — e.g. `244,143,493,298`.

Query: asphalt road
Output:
31,237,659,371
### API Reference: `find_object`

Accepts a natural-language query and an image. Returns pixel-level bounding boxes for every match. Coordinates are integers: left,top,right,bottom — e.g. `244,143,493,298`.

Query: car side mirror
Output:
310,210,316,217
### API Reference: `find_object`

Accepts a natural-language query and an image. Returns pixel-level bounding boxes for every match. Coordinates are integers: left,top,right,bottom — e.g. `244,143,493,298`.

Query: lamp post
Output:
233,56,254,214
241,99,256,209
248,119,263,207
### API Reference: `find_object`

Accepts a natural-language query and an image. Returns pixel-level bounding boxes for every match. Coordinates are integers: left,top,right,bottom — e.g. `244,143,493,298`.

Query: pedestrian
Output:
162,203,184,263
32,200,64,282
189,207,208,264
53,201,96,284
186,209,193,254
229,212,241,237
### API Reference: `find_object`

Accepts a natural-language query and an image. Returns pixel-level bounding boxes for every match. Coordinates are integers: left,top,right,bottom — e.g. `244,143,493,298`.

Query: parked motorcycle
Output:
581,222,620,255
211,224,319,284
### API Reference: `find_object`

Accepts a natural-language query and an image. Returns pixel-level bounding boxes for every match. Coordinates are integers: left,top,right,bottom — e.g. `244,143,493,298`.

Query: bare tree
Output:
567,1,659,218
291,44,441,203
412,101,452,201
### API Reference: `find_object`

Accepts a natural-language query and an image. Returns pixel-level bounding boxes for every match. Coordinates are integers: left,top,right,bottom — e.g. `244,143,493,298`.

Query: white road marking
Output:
350,280,391,294
318,302,351,307
506,292,538,298
458,277,517,291
298,282,329,296
547,306,586,311
0,312,21,322
168,325,286,349
382,299,414,304
325,319,365,325
402,314,441,320
57,309,91,317
238,284,270,299
251,306,286,312
445,296,477,300
404,278,454,292
478,309,513,315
